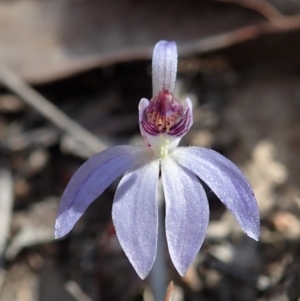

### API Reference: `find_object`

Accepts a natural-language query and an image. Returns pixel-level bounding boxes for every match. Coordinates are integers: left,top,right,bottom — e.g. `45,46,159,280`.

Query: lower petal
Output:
172,147,260,241
55,145,151,239
161,156,209,276
112,159,160,279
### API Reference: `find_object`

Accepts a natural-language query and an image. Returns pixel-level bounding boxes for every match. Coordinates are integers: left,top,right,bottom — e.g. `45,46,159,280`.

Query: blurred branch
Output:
0,167,13,256
164,281,174,301
65,281,93,301
214,0,283,21
181,14,300,55
0,64,108,156
0,165,13,290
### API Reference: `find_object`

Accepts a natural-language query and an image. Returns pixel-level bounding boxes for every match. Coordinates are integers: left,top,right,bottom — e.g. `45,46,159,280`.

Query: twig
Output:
0,165,13,290
180,14,300,55
164,281,174,301
65,281,93,301
214,0,283,22
0,167,13,255
0,64,108,156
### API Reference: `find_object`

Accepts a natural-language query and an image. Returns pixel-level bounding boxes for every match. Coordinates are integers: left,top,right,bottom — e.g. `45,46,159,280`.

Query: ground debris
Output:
1,1,300,300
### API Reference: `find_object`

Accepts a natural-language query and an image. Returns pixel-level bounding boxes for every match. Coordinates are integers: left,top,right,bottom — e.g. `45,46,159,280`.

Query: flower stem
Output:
149,180,168,301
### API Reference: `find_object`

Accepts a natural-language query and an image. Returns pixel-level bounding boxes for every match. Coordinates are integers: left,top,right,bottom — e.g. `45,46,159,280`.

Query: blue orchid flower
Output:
55,40,260,279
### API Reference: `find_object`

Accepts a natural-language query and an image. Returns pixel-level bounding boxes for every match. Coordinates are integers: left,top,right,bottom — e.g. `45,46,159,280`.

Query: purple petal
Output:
55,145,151,239
152,40,177,96
172,147,260,240
161,156,209,276
112,159,160,279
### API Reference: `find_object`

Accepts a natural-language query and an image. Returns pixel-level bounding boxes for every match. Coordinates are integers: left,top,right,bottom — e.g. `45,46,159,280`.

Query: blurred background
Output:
0,0,300,300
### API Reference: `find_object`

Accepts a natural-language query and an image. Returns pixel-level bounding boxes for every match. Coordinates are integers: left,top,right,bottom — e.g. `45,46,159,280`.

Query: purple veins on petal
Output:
55,145,152,239
112,159,160,279
141,96,193,137
161,156,209,276
172,147,260,241
167,97,193,136
144,90,183,133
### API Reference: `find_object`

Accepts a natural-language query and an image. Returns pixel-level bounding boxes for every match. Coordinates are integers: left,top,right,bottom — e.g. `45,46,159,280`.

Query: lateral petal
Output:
55,145,151,238
172,147,260,240
112,159,160,279
161,156,209,276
